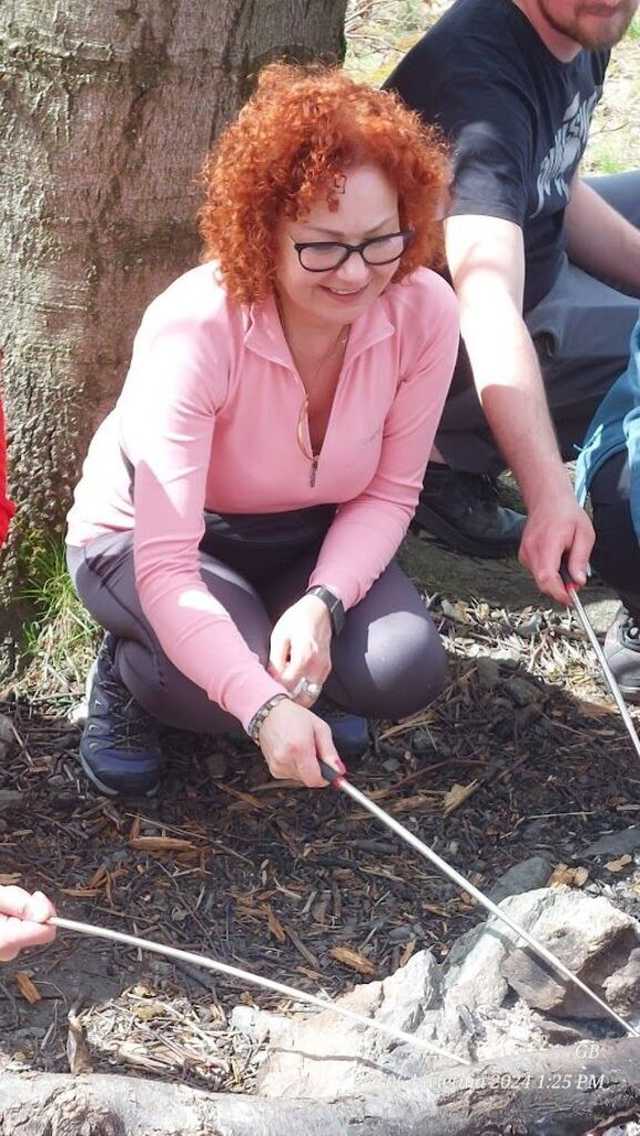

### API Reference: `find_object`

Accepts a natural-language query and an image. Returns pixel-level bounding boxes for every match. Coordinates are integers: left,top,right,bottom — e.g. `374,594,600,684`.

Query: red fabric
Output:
0,396,16,545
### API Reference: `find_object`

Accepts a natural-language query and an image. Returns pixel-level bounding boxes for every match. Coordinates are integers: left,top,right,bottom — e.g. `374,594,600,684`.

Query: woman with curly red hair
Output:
66,64,459,798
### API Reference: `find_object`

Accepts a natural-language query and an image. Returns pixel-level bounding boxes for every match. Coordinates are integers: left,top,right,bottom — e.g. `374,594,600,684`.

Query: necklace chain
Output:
276,299,349,483
297,327,349,458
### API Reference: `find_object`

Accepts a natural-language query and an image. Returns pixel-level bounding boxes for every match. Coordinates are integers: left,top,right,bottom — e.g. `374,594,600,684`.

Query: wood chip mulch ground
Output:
1,593,640,1094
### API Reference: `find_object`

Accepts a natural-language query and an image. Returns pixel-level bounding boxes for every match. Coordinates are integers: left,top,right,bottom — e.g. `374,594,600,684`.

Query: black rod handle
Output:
318,759,345,784
559,555,574,588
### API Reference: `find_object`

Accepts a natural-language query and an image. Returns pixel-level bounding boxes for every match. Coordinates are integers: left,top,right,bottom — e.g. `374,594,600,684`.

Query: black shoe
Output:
412,465,526,558
604,604,640,704
79,634,162,797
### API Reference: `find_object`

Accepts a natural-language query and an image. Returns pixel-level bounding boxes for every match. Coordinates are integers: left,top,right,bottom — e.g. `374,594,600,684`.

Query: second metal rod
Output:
49,915,470,1066
568,584,640,763
320,762,637,1038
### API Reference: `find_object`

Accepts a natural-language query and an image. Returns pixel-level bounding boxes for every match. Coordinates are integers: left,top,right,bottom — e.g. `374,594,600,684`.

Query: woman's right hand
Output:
258,698,344,788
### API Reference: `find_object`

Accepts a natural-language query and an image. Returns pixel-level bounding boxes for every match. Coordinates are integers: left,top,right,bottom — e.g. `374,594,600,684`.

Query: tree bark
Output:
0,0,347,632
1,1040,639,1136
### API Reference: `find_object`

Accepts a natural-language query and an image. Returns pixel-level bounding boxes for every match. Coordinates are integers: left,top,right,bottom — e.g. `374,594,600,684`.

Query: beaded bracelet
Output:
246,693,290,744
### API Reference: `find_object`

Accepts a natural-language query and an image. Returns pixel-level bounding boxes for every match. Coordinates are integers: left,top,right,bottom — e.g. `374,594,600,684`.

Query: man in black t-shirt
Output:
385,0,640,611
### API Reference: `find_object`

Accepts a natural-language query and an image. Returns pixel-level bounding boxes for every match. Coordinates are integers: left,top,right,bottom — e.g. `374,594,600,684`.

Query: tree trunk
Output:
1,1040,640,1135
0,0,347,635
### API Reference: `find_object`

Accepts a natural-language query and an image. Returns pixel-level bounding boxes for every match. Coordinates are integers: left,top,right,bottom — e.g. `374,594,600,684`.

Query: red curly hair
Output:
199,64,449,306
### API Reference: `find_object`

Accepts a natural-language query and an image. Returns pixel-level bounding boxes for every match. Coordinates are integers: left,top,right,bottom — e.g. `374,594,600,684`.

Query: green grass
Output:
345,0,435,85
18,538,97,695
584,147,628,175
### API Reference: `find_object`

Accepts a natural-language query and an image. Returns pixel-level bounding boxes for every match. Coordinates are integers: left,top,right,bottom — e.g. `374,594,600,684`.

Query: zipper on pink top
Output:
297,394,323,488
294,334,351,489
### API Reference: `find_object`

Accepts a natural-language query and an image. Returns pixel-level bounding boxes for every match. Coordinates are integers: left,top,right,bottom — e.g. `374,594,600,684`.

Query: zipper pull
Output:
310,457,318,488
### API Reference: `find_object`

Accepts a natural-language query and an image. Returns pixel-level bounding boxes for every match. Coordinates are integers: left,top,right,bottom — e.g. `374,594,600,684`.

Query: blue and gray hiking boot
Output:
79,633,162,797
313,695,371,760
604,604,640,705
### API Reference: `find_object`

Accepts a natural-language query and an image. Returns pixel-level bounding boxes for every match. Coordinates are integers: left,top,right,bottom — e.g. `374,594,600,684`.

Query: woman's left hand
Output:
268,594,333,707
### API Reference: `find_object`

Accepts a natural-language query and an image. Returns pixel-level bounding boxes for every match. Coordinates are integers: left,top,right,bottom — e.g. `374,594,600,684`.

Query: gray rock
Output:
500,887,640,1019
256,951,452,1099
603,946,640,1015
582,829,640,858
382,757,400,773
504,676,543,707
377,950,442,1032
441,919,510,1012
486,856,553,905
529,1013,584,1046
245,885,640,1103
444,885,640,1024
476,657,501,690
387,926,413,944
411,728,435,755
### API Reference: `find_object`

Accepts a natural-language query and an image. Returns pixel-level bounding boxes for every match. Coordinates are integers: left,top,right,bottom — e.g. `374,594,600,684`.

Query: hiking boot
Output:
314,695,371,760
329,713,371,759
604,604,640,704
79,634,162,797
412,464,526,558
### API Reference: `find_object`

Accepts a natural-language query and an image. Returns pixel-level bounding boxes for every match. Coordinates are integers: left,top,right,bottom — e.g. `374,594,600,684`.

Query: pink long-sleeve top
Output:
67,263,459,729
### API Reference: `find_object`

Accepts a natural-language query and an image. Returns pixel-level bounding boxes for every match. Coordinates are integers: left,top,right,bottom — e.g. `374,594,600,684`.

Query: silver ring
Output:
293,677,322,699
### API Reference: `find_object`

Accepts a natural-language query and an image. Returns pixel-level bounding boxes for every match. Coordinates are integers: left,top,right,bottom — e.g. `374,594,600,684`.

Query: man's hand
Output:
519,488,594,604
258,698,344,787
268,594,333,708
0,887,56,961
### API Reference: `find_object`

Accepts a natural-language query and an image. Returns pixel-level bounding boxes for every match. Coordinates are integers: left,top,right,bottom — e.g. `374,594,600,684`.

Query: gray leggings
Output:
67,510,447,733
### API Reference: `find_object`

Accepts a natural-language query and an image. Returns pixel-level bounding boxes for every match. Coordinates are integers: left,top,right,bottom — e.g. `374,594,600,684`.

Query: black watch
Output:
305,585,345,636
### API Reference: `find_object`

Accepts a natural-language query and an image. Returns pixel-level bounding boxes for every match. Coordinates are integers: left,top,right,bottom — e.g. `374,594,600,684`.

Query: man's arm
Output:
444,213,594,601
565,177,640,294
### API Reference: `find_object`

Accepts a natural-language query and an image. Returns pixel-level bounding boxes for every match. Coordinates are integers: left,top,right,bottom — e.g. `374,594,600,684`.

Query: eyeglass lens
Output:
299,232,411,271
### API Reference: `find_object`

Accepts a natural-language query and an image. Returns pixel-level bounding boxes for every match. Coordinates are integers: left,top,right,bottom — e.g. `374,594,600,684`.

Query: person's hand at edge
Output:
0,887,57,961
519,489,594,605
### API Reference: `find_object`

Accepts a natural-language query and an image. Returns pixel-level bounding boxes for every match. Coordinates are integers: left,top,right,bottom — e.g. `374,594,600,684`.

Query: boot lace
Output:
93,670,157,752
622,610,640,644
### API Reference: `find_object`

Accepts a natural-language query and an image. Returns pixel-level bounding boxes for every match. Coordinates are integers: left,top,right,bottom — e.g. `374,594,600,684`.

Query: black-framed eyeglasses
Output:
292,229,414,272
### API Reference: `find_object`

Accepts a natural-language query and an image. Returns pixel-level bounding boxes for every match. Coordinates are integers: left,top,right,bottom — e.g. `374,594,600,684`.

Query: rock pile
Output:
232,871,640,1128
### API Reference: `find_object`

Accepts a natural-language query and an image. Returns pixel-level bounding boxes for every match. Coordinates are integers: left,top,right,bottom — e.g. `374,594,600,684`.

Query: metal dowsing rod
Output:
318,762,639,1039
567,583,640,763
49,915,471,1067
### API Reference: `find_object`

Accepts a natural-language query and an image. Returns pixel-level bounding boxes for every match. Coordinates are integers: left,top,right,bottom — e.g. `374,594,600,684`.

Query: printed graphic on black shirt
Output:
533,89,601,217
385,0,609,310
